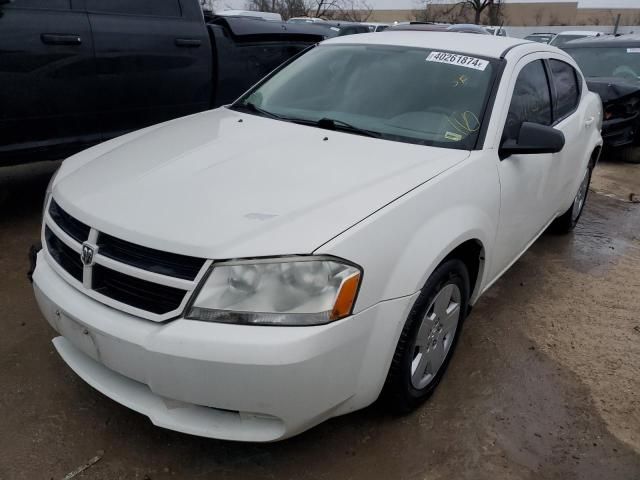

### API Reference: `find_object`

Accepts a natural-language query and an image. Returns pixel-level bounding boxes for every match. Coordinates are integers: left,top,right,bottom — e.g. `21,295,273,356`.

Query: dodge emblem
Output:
81,244,95,267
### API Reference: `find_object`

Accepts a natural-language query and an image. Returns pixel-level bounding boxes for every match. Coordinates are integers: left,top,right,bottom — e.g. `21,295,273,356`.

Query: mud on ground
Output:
0,159,638,480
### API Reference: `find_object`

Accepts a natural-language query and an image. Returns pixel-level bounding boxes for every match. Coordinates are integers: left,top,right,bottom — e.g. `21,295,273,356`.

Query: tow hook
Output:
27,242,41,284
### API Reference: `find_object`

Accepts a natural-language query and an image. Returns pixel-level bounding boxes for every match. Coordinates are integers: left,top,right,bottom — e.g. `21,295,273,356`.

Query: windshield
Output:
232,44,498,150
565,46,640,82
550,34,590,47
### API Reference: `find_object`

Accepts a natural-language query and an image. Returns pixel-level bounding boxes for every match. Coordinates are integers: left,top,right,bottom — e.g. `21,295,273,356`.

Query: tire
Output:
619,146,640,164
551,165,592,234
382,259,470,413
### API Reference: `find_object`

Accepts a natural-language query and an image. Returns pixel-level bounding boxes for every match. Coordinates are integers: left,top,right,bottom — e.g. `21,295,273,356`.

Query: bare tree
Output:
245,0,306,19
247,0,372,21
414,0,470,24
457,0,494,25
534,8,543,26
487,0,503,25
328,0,373,22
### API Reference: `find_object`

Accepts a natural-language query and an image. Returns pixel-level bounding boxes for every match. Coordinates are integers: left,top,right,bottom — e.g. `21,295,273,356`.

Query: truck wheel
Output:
552,165,591,233
382,259,470,413
619,146,640,164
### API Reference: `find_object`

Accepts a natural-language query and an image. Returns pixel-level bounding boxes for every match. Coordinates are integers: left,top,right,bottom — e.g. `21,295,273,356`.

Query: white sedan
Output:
33,32,602,441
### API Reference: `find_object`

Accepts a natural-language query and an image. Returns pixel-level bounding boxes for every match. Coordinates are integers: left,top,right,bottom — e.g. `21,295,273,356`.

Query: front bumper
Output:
33,252,415,441
602,115,638,149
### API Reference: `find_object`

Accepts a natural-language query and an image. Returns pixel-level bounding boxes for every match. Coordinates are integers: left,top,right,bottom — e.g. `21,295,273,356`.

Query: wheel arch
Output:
440,239,486,303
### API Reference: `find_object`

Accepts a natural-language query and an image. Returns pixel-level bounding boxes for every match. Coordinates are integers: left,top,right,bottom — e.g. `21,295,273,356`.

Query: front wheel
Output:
382,259,470,413
551,166,591,233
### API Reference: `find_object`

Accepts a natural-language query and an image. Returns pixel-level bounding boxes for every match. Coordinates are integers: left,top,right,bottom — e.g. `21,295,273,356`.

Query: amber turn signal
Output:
330,272,361,321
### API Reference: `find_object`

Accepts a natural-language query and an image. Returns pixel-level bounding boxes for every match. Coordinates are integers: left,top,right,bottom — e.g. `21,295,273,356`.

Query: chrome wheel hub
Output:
410,283,461,390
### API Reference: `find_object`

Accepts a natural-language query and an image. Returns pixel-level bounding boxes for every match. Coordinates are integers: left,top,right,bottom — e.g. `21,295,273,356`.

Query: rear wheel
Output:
382,259,470,413
551,165,591,233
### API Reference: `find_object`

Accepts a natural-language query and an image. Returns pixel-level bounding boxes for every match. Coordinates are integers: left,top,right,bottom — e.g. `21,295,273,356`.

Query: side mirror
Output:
499,122,565,159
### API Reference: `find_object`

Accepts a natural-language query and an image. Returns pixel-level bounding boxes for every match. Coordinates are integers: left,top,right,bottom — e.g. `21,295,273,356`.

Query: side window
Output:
503,60,552,141
549,59,580,120
4,0,70,9
85,0,181,17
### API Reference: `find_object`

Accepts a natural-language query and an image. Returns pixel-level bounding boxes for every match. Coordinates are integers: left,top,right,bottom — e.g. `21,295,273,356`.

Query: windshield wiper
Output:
314,118,383,139
230,102,290,121
230,106,383,139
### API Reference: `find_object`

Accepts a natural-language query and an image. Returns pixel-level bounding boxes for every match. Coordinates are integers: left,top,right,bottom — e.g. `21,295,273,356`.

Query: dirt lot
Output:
0,158,639,480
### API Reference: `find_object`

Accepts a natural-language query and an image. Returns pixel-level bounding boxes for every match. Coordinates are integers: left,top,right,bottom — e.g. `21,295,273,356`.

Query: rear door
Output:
84,0,211,139
546,58,591,213
0,0,98,163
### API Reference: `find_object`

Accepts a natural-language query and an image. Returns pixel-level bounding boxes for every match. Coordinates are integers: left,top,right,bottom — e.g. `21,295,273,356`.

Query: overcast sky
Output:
219,0,640,11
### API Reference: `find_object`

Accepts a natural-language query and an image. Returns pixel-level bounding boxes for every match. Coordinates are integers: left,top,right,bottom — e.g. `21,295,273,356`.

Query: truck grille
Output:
44,226,84,282
49,200,91,243
97,233,204,281
43,199,209,321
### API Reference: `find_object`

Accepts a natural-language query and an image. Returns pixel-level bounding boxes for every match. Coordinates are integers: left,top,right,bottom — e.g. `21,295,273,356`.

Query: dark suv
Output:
564,35,640,163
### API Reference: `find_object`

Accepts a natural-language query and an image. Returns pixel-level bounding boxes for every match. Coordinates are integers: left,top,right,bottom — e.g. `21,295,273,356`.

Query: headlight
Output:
186,256,362,326
43,167,60,218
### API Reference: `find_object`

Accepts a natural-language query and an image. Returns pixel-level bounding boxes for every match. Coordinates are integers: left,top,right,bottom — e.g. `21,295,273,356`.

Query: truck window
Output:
85,0,181,17
4,0,70,9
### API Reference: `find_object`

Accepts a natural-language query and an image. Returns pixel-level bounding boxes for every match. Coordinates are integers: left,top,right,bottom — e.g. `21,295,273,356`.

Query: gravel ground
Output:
0,158,639,480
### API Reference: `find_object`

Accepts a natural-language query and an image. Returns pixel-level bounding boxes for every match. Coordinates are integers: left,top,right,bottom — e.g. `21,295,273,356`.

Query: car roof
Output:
556,30,602,36
563,33,640,48
323,31,529,59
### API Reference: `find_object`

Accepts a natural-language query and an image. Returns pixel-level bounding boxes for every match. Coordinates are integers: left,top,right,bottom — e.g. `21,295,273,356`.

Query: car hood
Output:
53,108,469,259
586,77,640,104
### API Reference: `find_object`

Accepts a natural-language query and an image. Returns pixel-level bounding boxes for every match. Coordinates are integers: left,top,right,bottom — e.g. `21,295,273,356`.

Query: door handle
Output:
584,116,595,128
41,33,82,45
175,38,202,48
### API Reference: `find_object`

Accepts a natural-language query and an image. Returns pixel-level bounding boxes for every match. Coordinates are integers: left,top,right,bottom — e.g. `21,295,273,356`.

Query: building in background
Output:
365,1,640,26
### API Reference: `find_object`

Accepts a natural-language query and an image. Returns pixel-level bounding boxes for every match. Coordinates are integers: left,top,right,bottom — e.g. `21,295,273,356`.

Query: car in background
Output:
34,31,602,442
564,34,640,163
288,17,326,24
215,9,282,21
524,32,556,44
550,30,604,48
322,21,371,36
485,26,507,36
388,23,489,35
363,22,390,32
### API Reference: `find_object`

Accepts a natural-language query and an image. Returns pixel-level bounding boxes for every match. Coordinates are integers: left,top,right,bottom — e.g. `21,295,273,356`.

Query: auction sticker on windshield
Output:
426,51,489,71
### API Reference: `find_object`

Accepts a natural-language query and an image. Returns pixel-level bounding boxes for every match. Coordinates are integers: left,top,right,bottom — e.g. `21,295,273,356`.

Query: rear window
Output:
549,59,581,120
85,0,181,17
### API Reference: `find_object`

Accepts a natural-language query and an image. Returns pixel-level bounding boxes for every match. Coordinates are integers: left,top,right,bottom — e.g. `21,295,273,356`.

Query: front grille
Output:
45,226,83,282
44,199,207,320
98,233,205,281
49,200,90,243
92,265,187,315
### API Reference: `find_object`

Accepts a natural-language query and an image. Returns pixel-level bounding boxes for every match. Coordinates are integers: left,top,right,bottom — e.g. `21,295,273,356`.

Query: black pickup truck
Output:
0,0,326,166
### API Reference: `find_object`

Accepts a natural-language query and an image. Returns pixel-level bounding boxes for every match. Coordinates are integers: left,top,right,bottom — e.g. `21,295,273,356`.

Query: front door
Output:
491,56,561,278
